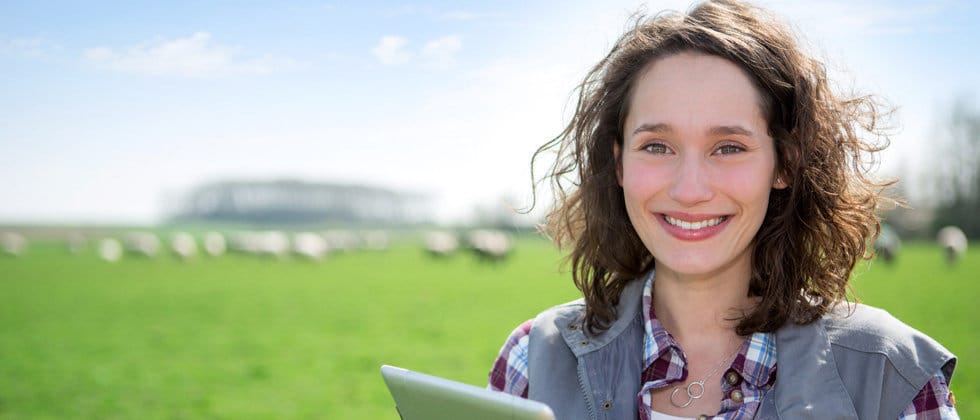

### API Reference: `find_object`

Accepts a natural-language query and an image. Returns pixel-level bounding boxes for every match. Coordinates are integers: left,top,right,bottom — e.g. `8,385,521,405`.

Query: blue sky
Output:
2,1,978,224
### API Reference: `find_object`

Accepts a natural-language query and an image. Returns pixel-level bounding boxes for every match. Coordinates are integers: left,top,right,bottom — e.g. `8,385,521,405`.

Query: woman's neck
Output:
652,262,755,345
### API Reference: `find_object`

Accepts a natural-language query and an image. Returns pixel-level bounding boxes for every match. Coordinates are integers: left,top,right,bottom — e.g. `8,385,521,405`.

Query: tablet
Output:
380,365,555,420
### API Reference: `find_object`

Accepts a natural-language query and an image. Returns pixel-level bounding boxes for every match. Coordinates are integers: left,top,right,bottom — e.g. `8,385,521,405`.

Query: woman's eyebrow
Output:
631,123,754,137
708,125,754,137
631,123,671,136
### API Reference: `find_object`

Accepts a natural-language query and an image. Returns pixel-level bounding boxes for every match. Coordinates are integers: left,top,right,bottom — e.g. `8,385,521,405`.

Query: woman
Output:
488,1,957,419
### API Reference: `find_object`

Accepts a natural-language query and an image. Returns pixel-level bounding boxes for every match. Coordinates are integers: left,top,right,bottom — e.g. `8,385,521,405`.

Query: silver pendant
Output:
669,380,706,408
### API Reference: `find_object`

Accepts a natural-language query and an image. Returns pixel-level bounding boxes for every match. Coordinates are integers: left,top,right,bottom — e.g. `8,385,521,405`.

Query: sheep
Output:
203,231,226,257
466,229,512,262
425,231,459,258
99,238,123,262
124,232,161,258
873,225,901,264
229,231,258,253
229,231,289,258
937,226,968,265
1,232,27,256
293,232,329,260
263,231,289,258
171,232,198,261
255,231,291,258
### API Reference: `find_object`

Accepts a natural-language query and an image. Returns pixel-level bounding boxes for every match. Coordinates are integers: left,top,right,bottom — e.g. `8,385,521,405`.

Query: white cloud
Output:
371,35,462,68
421,35,462,69
1,36,60,59
82,32,300,78
371,35,411,65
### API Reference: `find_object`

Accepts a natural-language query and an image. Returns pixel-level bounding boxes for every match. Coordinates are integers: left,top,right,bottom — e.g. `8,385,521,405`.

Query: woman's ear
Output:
613,142,623,186
773,174,788,189
774,130,799,190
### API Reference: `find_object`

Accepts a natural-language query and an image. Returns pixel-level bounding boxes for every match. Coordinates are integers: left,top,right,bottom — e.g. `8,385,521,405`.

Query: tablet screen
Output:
380,365,555,420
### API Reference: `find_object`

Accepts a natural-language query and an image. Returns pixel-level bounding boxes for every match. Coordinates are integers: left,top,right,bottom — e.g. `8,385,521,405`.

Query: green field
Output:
0,237,976,418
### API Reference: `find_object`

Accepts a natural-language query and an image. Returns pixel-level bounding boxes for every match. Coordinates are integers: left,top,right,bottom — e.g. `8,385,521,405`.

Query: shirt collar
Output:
640,270,777,388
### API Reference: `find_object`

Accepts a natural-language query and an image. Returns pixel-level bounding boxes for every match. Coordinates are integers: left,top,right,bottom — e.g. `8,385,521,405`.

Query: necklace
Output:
668,340,743,409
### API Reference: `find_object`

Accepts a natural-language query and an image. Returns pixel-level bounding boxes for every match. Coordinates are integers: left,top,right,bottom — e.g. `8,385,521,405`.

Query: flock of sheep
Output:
872,225,970,265
424,229,513,261
0,225,967,265
0,228,516,263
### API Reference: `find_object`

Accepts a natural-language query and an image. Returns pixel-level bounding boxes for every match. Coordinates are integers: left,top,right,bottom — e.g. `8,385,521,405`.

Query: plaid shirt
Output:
489,273,958,419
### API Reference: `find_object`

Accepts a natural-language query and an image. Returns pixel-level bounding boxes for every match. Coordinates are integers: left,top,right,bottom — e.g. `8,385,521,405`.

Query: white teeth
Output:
664,215,726,230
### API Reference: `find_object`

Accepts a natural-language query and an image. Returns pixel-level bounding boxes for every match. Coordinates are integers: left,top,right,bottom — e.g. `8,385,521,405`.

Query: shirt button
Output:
601,400,612,410
568,323,578,330
579,340,589,346
730,389,744,403
724,370,741,386
697,415,711,420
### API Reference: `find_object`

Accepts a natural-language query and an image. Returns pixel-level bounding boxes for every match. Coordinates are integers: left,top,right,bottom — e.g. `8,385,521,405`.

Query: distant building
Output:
170,179,431,226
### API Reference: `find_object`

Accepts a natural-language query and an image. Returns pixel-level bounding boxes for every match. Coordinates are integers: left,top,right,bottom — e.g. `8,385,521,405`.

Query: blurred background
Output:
1,0,978,418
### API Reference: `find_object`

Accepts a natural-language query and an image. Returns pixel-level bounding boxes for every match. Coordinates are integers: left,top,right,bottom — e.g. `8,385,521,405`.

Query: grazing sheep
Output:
229,231,257,253
1,232,27,256
293,232,329,260
203,231,226,256
466,229,513,262
124,232,161,257
873,225,901,264
171,232,198,261
937,226,968,265
99,238,123,262
425,231,459,258
229,231,290,258
256,231,291,258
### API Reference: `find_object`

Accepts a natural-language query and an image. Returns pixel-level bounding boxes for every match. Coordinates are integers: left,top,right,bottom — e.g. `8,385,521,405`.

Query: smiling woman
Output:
617,53,783,280
488,0,958,419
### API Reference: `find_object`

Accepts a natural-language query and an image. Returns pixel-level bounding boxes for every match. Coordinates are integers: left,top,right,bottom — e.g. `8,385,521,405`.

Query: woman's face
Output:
618,52,786,280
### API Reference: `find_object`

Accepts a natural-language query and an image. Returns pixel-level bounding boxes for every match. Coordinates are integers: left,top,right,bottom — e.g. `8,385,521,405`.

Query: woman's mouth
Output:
658,213,731,240
663,215,728,230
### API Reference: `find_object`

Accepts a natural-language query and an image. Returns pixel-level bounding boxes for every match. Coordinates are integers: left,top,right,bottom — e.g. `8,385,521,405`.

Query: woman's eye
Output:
642,143,669,154
716,144,745,155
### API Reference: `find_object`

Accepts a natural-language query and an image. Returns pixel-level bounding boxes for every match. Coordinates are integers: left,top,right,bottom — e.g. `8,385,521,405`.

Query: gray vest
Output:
527,278,956,420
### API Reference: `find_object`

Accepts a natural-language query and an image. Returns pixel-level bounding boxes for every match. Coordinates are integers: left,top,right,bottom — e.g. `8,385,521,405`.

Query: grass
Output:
0,238,975,418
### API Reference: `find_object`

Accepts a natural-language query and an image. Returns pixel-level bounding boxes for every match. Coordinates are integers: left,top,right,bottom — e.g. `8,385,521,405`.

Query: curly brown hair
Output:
534,0,891,336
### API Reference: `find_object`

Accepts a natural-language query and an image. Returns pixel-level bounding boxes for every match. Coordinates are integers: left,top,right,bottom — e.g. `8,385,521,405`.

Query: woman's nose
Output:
668,156,714,206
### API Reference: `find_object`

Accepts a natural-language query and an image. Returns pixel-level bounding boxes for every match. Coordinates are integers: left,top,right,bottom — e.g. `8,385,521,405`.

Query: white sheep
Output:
257,231,291,258
229,231,289,258
466,229,512,262
425,231,459,258
293,232,329,260
1,232,27,256
937,226,968,265
171,232,198,261
99,238,123,262
203,231,226,256
229,231,258,253
873,225,901,264
124,232,161,257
